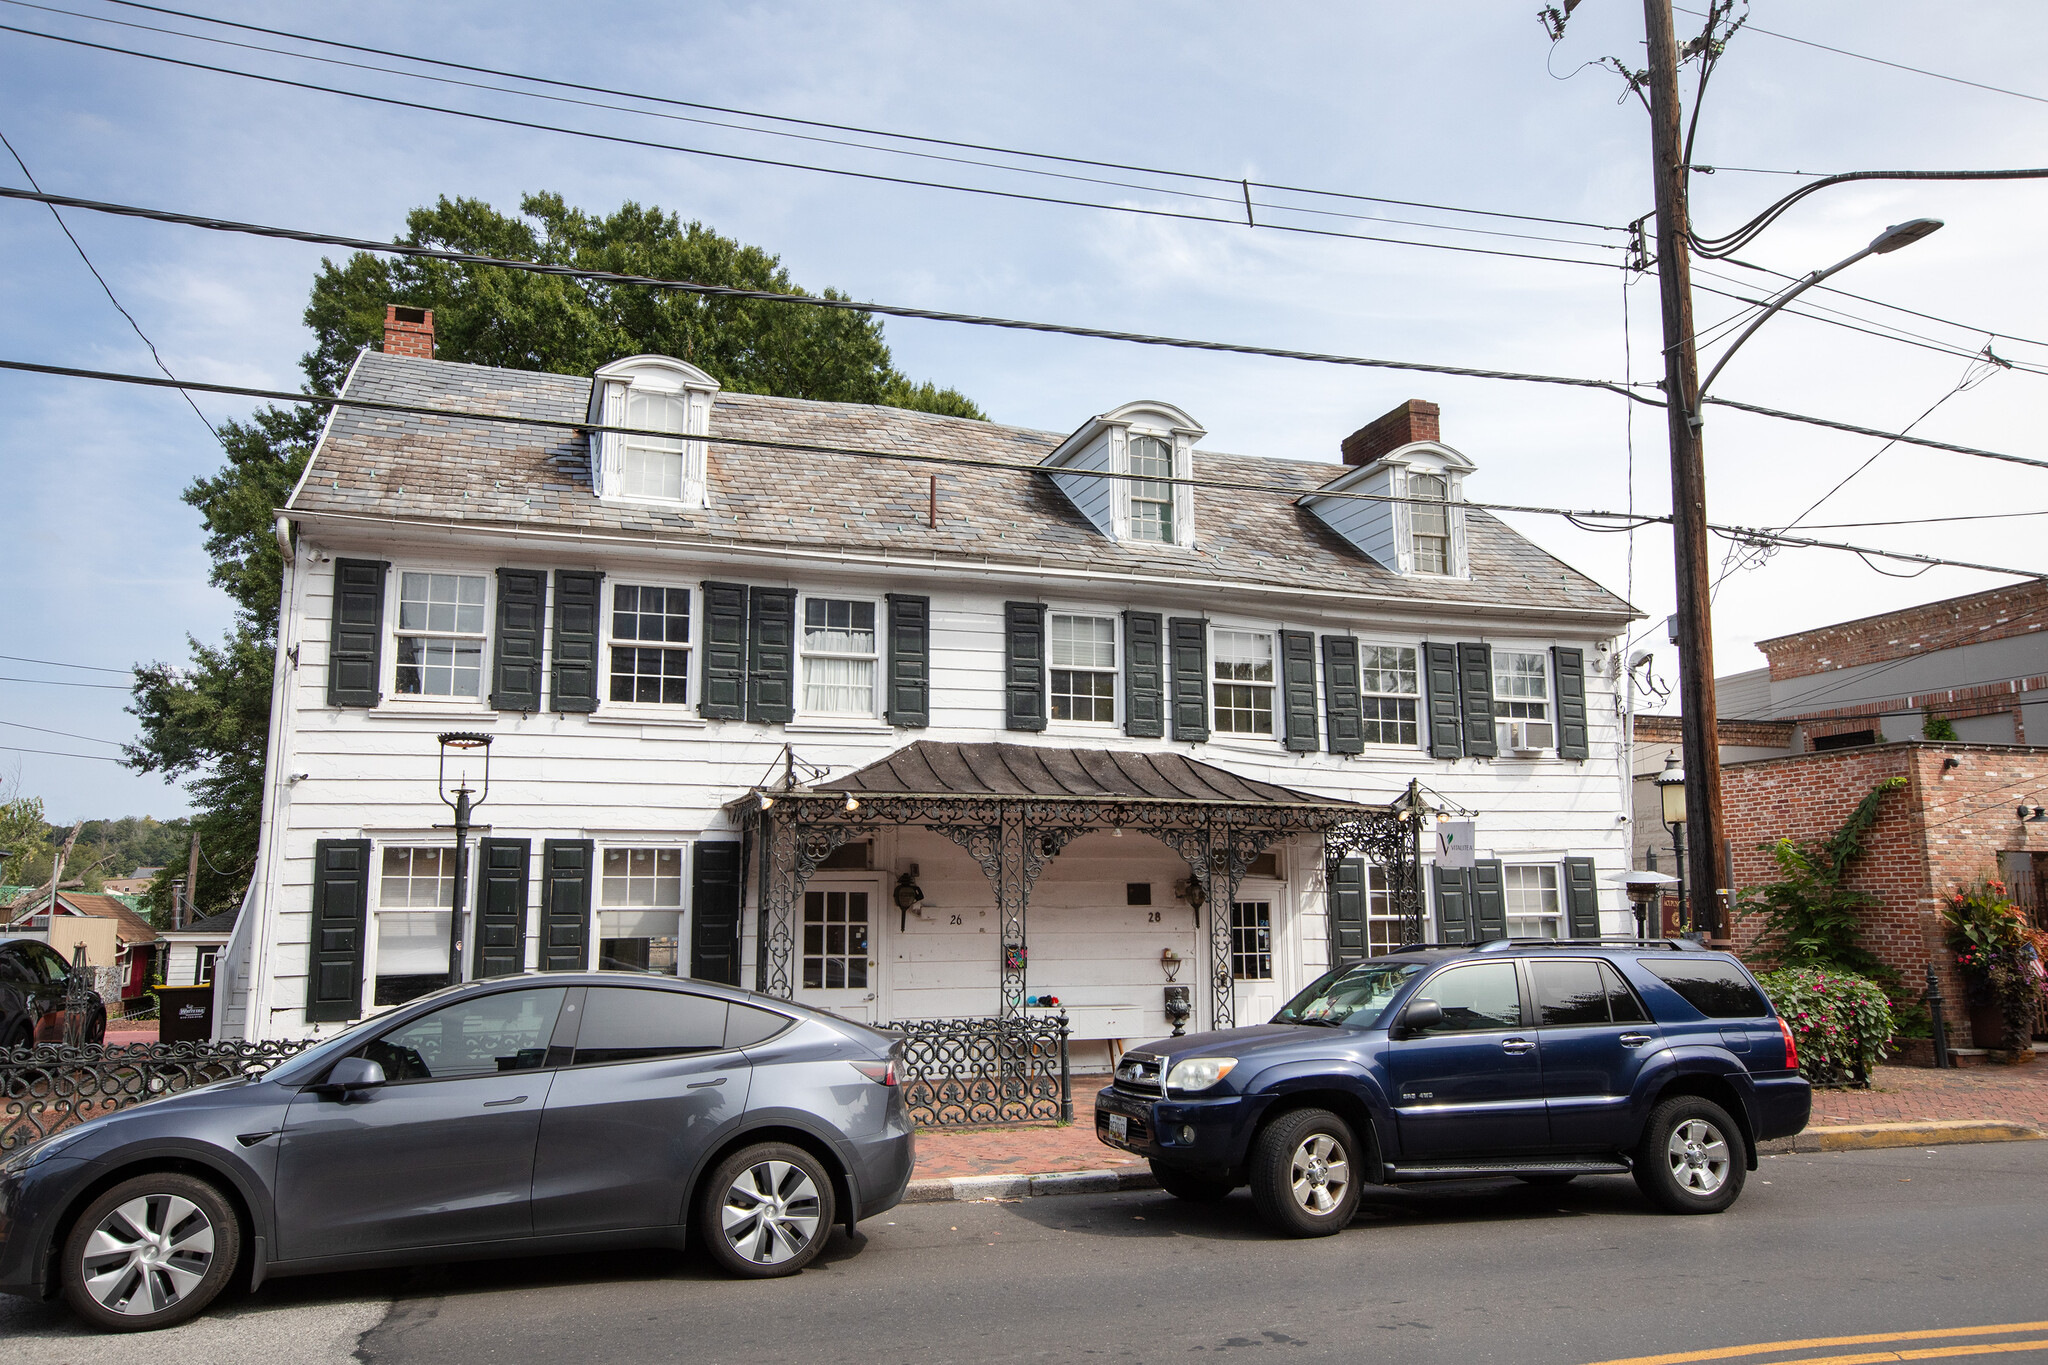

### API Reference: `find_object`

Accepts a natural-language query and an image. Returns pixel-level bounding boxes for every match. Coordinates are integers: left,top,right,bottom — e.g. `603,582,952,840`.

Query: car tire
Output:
1517,1173,1577,1187
697,1142,837,1278
1247,1108,1361,1238
1634,1096,1747,1214
88,1009,107,1046
1149,1161,1236,1202
60,1172,241,1332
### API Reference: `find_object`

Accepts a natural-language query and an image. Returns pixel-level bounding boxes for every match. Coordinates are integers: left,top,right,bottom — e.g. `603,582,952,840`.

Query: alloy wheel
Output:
1665,1117,1731,1194
720,1159,823,1265
1287,1132,1351,1215
79,1193,217,1317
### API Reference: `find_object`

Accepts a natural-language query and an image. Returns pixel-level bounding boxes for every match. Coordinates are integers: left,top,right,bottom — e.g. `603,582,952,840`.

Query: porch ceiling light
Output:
843,794,861,813
758,792,775,811
1176,876,1207,911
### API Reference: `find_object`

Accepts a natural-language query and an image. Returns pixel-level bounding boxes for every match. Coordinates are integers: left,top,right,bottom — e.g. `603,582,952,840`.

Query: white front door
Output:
1230,881,1291,1026
795,879,885,1022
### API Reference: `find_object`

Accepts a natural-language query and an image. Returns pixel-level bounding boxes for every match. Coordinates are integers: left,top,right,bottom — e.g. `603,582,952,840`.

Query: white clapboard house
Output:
217,308,1640,1057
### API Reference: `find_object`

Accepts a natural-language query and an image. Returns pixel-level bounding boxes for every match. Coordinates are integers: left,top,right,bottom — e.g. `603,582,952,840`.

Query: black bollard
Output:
1924,966,1951,1069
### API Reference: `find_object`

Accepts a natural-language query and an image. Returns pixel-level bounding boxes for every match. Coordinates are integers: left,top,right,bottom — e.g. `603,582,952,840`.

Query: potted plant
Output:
1943,879,2046,1060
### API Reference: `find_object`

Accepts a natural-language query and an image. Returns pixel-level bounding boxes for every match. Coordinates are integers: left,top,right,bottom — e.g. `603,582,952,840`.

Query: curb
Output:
902,1167,1159,1203
1760,1119,2045,1154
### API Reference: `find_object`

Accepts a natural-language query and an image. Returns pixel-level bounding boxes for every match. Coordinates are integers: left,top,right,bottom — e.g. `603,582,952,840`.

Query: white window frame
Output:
597,842,690,976
1209,624,1278,740
369,843,462,1008
1395,462,1469,578
388,566,490,704
1503,863,1563,940
604,580,695,710
1109,424,1196,548
590,357,718,508
1357,641,1422,748
1363,862,1407,956
1492,647,1554,754
797,594,883,719
1047,610,1120,729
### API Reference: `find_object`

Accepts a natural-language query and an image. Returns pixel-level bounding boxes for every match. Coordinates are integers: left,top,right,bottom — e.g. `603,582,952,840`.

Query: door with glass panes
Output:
1230,880,1292,1026
795,876,886,1022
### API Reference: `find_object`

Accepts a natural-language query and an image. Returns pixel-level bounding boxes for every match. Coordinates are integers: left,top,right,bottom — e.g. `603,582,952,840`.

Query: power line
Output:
0,651,133,673
0,674,132,689
1716,255,2048,355
1691,166,2048,261
1798,510,2048,531
1695,392,2048,475
0,745,125,762
0,718,125,745
98,0,1627,237
1691,276,2048,377
0,21,1623,272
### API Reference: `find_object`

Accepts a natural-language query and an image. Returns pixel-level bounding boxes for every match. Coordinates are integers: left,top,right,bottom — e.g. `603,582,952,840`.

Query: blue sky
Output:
3,1,2046,820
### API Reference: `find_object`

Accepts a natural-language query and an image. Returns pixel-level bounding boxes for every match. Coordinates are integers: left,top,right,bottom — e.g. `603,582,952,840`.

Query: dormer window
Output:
1127,436,1176,542
589,355,720,507
1299,399,1473,579
1041,400,1202,549
1409,472,1451,574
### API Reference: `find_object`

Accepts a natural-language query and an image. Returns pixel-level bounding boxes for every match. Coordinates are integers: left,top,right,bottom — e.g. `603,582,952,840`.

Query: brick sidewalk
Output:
912,1068,2048,1181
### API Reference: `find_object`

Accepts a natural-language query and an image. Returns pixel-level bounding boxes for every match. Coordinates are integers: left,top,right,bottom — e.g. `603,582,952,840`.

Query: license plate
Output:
1107,1113,1129,1141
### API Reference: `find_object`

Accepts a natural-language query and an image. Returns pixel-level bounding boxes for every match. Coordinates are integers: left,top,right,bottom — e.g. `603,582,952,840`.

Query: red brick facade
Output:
1634,714,1795,748
1757,581,2048,681
1722,743,2048,1008
1340,399,1440,466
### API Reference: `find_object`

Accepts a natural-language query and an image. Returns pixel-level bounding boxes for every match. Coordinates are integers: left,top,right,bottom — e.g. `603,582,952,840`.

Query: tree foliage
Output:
1736,775,1905,980
125,194,984,916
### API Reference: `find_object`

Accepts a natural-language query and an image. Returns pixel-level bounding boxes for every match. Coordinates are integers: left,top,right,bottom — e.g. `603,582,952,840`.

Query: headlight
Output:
1165,1057,1238,1093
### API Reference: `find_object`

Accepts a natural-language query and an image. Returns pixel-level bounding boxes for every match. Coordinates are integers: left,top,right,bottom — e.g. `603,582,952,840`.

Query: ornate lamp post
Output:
1655,756,1690,936
437,732,493,984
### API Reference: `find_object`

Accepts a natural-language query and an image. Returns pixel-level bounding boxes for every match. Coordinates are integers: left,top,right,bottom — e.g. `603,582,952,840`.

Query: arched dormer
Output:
1040,400,1204,548
1301,401,1476,577
587,355,721,507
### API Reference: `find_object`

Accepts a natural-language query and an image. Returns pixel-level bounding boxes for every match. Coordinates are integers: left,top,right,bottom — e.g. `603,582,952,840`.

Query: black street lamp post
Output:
437,732,493,985
1656,756,1691,935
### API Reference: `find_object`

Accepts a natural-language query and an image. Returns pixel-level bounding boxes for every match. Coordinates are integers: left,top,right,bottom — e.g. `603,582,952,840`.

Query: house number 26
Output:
949,914,963,925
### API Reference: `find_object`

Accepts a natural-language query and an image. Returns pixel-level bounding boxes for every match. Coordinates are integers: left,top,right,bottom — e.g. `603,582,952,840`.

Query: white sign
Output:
1434,821,1476,869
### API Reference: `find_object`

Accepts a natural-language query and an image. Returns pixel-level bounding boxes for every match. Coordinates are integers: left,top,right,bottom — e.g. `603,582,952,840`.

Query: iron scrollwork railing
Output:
1,1040,314,1153
888,1013,1071,1127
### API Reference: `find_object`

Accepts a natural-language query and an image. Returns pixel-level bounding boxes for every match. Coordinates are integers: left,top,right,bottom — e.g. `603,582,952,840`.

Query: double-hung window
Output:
620,389,688,500
801,598,877,715
599,847,685,974
1492,650,1553,751
394,572,487,699
1359,645,1420,746
1504,864,1562,939
1409,472,1451,574
1364,863,1405,956
1127,435,1176,543
1212,629,1276,736
1049,614,1116,723
610,585,691,704
374,846,455,1006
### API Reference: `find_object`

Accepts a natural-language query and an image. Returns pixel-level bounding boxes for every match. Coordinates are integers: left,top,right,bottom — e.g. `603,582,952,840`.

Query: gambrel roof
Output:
288,351,1634,620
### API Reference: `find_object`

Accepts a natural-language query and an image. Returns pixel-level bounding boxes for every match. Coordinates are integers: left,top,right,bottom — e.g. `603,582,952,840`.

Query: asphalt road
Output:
6,1142,2048,1364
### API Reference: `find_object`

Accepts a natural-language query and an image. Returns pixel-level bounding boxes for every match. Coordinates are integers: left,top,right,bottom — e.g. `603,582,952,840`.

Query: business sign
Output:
1434,820,1476,869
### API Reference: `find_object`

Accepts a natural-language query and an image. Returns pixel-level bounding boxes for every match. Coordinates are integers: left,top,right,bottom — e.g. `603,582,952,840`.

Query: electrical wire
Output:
0,719,125,745
1715,255,2048,355
0,675,132,689
0,21,1625,272
1691,167,2048,261
1691,277,2048,377
0,745,124,762
0,652,133,673
1798,510,2048,531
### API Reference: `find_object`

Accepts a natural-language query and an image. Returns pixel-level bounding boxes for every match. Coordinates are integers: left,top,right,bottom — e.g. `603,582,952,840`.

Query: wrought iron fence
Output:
886,1013,1071,1128
0,1040,313,1153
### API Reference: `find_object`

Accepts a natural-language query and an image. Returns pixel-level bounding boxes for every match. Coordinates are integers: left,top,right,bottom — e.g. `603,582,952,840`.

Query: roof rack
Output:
1389,937,1705,954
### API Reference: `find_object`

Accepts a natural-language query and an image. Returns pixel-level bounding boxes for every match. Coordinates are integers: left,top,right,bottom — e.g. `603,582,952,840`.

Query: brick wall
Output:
1634,714,1795,748
1756,581,2048,681
1721,743,2048,1009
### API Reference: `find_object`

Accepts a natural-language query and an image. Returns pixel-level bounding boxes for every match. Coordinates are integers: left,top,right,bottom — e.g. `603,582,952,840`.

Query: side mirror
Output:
321,1056,387,1100
1401,999,1444,1036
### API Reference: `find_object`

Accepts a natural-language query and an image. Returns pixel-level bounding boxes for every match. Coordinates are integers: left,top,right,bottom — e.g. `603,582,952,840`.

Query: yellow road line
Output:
1583,1323,2048,1365
1788,1340,2048,1365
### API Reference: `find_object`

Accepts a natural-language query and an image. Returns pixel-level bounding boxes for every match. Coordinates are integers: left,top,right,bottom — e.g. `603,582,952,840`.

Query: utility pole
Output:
185,831,202,931
1642,0,1724,938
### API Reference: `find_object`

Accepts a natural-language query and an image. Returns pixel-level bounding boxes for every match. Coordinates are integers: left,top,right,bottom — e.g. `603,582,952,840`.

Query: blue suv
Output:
1097,939,1810,1236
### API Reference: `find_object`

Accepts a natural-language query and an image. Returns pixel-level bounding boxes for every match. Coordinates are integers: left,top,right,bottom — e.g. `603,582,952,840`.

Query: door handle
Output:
1619,1033,1653,1048
482,1095,529,1108
1500,1038,1535,1055
687,1076,727,1089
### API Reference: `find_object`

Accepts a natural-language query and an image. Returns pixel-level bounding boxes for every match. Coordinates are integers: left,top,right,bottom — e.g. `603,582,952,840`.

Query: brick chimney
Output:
1340,398,1440,466
383,304,435,359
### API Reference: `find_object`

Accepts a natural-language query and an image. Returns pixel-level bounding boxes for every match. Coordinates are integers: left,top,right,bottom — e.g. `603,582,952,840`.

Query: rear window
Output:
574,987,729,1065
726,1002,794,1048
1639,958,1768,1018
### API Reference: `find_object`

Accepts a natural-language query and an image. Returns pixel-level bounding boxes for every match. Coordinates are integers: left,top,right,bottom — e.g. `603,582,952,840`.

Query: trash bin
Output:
157,983,215,1044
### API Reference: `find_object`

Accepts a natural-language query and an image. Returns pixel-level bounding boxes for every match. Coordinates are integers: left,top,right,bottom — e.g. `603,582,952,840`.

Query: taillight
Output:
1778,1017,1800,1072
851,1060,898,1086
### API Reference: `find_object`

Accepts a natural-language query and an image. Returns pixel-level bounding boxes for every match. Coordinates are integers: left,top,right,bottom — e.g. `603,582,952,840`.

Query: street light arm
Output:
1695,246,1872,403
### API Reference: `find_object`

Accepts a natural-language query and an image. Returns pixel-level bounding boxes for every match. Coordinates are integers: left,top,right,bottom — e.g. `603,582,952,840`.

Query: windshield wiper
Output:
1288,1015,1342,1027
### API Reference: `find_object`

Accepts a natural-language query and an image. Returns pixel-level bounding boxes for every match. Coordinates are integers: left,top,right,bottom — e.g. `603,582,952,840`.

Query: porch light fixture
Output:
843,793,861,813
2018,805,2047,823
436,731,493,983
893,869,924,931
757,792,775,811
1175,876,1207,911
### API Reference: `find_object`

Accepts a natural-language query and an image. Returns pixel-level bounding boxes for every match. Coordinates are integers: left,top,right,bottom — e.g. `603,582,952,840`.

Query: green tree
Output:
0,792,52,891
127,194,983,917
1922,707,1959,742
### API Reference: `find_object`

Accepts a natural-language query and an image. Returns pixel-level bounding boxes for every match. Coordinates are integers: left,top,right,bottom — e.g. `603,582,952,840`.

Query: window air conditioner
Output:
1506,720,1554,753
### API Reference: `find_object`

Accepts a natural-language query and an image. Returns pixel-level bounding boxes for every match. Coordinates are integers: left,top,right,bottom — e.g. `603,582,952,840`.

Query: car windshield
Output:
1272,959,1426,1028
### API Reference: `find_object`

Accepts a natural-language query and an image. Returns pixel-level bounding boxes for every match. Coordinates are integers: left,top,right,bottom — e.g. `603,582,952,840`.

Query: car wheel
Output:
60,1172,240,1332
1149,1161,1236,1202
88,1010,107,1046
1517,1173,1577,1187
1634,1096,1746,1214
698,1143,836,1278
1247,1108,1360,1238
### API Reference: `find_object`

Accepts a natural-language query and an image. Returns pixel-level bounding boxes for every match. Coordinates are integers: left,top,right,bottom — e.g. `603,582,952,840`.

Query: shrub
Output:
1943,879,2047,1053
1756,967,1893,1086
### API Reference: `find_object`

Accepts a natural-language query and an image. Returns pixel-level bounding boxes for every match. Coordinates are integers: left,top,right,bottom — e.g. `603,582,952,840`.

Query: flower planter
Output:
1969,1001,2009,1050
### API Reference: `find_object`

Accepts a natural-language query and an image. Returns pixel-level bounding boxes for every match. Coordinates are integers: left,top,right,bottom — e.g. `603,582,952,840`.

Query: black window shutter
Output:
700,581,748,719
747,587,797,723
1433,864,1473,945
1458,642,1498,759
1004,601,1047,732
1553,646,1590,760
539,839,595,971
305,838,371,1022
1329,856,1366,963
1123,610,1164,738
490,569,546,711
1424,641,1463,759
549,570,604,713
1168,617,1211,742
473,838,531,979
1472,859,1507,941
885,593,930,727
1563,856,1601,938
1280,630,1319,753
691,841,744,985
326,558,387,708
1321,635,1363,755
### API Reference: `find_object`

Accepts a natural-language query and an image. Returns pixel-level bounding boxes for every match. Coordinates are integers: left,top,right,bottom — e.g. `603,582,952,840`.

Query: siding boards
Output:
326,559,387,707
539,839,595,971
549,569,604,713
1123,610,1164,739
747,587,796,724
490,568,546,711
1004,601,1047,731
1279,630,1319,753
473,837,530,978
700,581,747,719
305,838,371,1022
884,593,931,727
1168,617,1210,742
